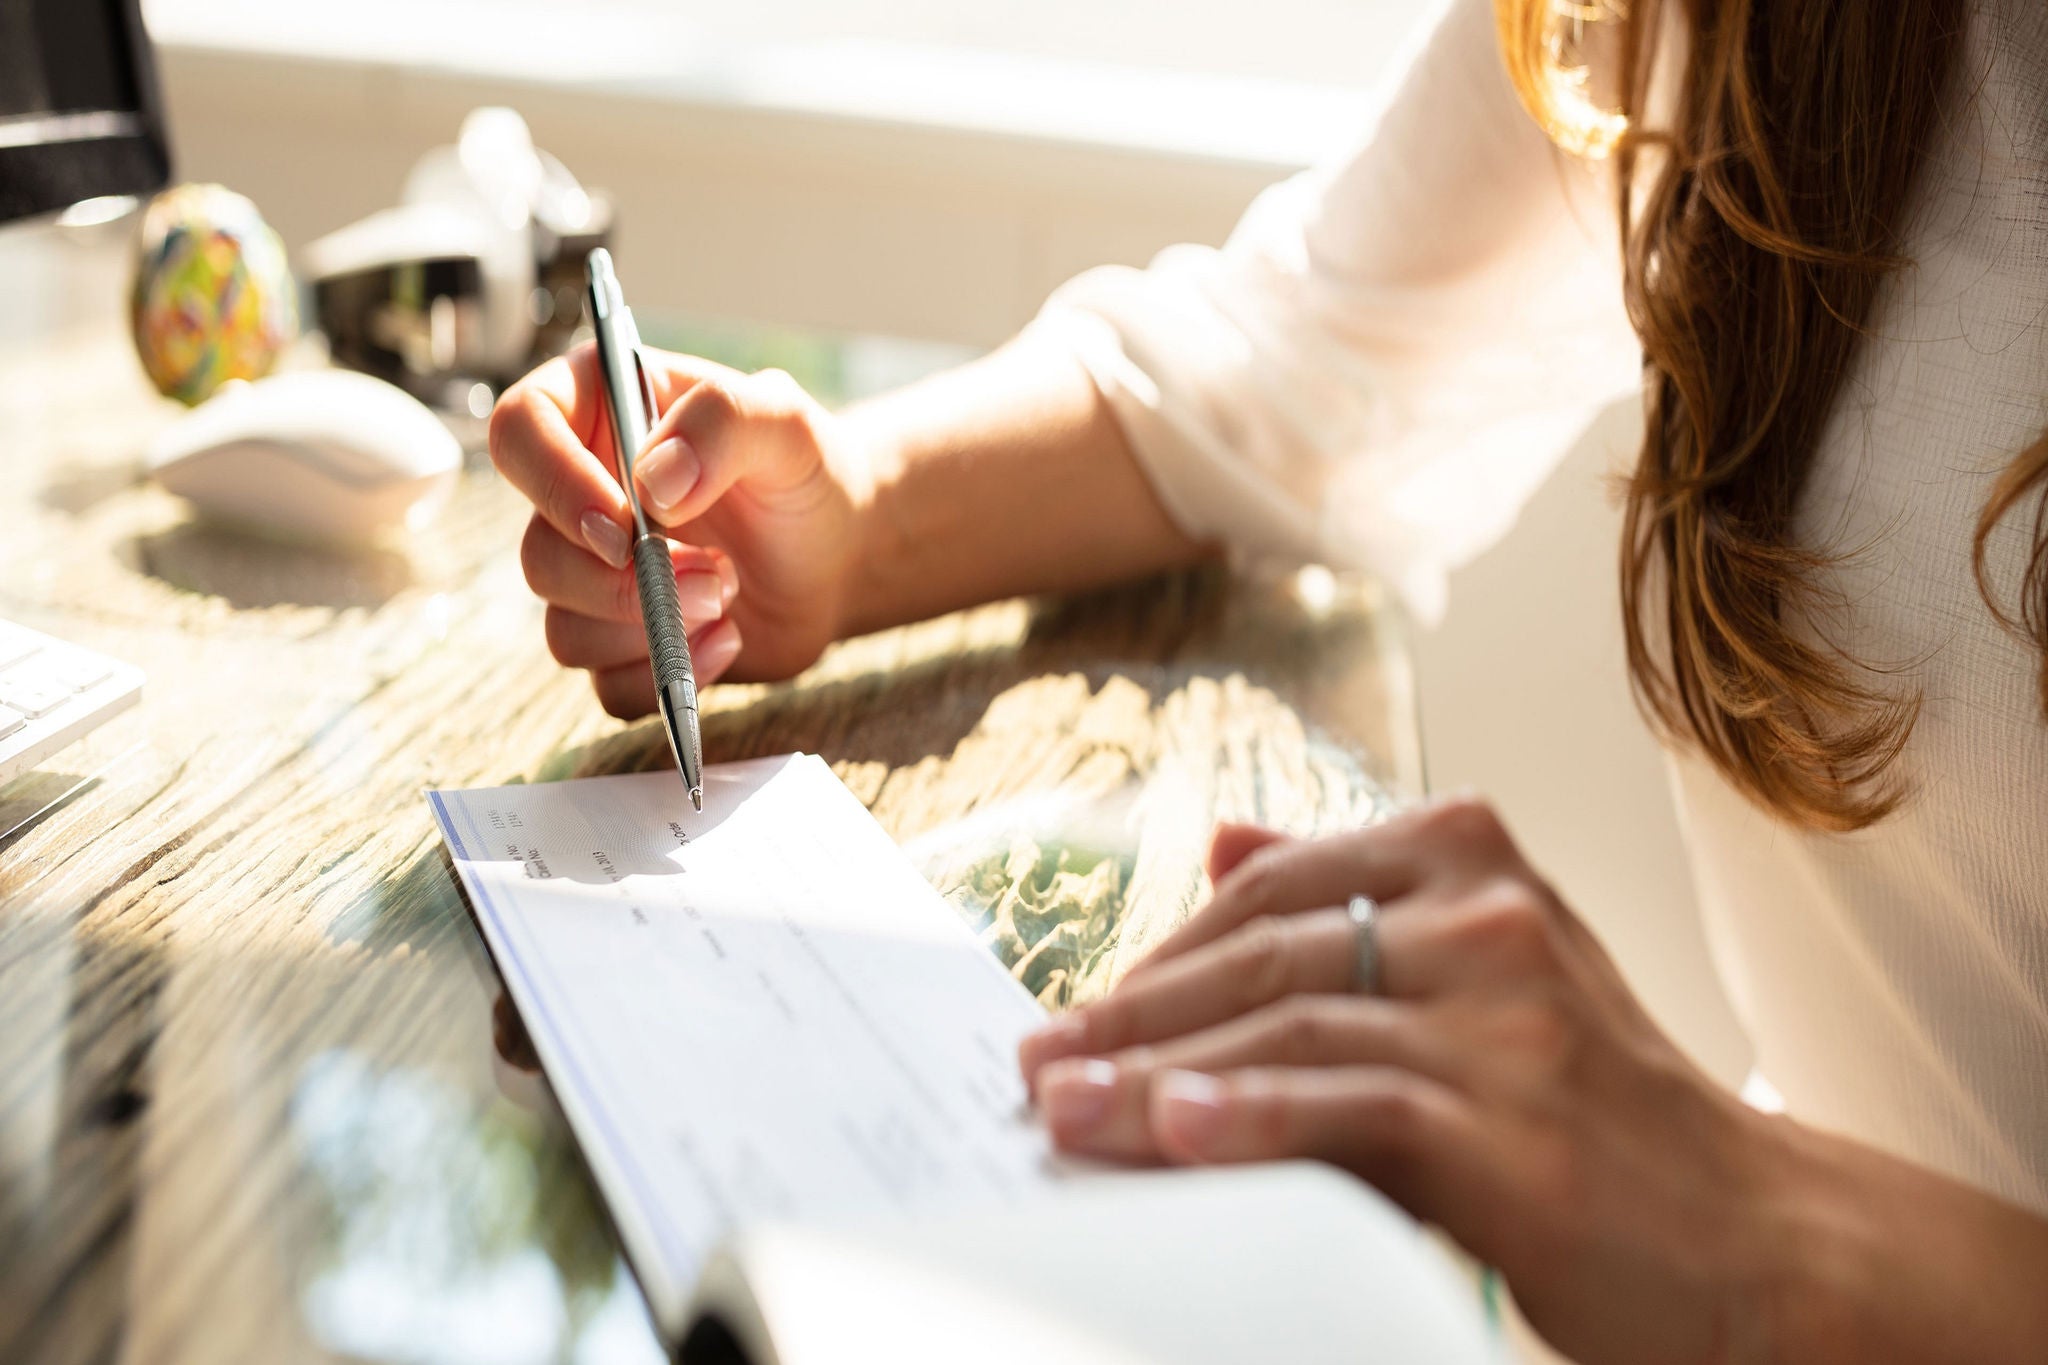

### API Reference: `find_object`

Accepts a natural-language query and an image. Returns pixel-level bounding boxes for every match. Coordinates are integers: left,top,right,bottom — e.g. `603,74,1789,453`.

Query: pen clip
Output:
631,345,661,443
616,344,663,534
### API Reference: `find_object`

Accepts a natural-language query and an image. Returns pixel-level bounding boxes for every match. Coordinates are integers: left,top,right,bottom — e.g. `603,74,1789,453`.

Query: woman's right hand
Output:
488,344,869,717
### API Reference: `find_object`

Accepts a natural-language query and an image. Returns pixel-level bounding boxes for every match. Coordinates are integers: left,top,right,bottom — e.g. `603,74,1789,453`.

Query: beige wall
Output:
152,46,1282,351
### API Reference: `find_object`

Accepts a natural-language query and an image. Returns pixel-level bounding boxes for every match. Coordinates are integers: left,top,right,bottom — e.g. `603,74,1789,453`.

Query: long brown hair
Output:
1498,0,2048,831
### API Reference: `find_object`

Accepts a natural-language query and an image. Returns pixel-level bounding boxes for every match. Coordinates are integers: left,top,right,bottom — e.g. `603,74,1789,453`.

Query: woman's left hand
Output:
1017,798,1786,1365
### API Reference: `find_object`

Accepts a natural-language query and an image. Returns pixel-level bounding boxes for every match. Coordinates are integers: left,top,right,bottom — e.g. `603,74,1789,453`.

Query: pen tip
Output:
690,787,704,812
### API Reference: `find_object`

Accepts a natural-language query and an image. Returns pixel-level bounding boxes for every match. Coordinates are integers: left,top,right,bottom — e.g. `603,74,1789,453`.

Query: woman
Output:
488,0,2048,1357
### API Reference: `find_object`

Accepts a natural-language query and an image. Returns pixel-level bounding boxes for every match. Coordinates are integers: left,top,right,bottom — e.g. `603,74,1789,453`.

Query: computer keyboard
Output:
0,619,144,788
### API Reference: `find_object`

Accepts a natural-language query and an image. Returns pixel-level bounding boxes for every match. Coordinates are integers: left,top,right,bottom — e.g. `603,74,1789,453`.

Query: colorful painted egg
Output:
130,184,298,405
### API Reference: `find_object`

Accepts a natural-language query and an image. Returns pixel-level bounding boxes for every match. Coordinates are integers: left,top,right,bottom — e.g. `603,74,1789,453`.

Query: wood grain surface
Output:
0,330,1416,1365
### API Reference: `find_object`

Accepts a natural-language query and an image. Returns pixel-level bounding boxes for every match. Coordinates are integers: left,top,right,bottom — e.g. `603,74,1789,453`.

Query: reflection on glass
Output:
912,785,1142,1011
290,1050,663,1365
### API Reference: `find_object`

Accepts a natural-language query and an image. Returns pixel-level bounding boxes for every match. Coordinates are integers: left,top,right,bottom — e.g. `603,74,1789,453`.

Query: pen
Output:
585,248,705,811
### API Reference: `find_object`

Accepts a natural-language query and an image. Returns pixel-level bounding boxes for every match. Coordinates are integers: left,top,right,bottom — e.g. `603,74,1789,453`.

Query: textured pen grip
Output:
633,534,696,696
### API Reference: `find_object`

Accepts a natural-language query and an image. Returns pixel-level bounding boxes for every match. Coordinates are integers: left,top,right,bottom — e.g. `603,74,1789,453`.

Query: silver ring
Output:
1347,894,1381,996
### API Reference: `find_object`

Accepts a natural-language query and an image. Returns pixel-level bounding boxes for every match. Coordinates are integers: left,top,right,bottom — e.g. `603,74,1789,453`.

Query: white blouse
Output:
1038,0,2048,1214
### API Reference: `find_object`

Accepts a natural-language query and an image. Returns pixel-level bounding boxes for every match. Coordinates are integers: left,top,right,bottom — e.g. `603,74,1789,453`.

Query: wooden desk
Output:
0,331,1417,1364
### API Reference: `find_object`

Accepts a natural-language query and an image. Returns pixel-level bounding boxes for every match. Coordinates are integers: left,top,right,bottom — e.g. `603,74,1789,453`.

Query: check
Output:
427,754,1062,1336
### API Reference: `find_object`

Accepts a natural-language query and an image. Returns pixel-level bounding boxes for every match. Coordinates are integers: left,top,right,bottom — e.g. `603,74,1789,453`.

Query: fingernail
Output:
676,571,722,622
696,623,742,678
1156,1070,1230,1154
580,509,630,569
1042,1059,1118,1138
639,437,699,517
715,556,739,605
1018,1014,1089,1076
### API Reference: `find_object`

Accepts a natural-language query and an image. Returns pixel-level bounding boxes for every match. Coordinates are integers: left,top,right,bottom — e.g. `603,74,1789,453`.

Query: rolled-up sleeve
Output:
1033,0,1641,623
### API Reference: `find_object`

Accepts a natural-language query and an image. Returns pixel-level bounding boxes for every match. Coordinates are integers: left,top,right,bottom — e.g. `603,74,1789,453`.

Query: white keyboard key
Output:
0,623,41,671
0,677,70,718
0,618,141,790
45,653,114,692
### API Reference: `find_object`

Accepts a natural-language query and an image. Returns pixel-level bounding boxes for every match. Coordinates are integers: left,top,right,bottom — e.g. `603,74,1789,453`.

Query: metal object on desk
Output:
305,108,615,412
0,326,1417,1365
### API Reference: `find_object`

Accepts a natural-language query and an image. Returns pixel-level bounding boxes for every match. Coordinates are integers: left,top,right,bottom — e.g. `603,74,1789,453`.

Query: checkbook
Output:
427,754,1495,1365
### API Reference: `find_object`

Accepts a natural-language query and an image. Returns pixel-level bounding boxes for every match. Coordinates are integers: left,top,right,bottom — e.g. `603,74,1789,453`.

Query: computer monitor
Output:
0,0,170,223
